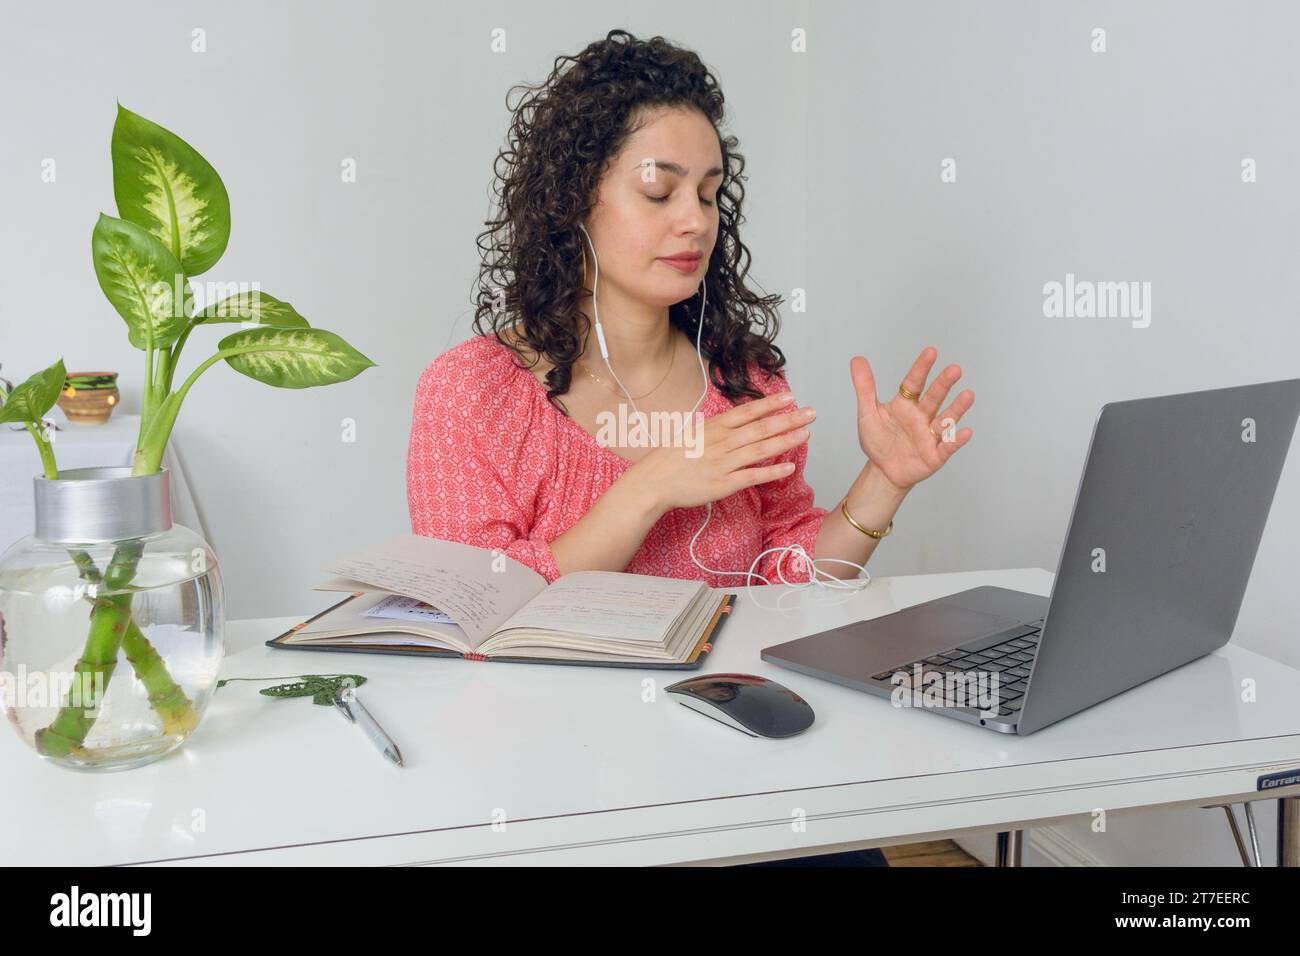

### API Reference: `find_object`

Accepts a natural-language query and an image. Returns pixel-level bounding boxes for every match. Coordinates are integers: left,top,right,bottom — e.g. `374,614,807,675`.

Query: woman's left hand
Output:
849,346,974,493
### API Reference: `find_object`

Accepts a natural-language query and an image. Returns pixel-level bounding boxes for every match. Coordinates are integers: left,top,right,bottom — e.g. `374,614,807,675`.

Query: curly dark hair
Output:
471,28,786,413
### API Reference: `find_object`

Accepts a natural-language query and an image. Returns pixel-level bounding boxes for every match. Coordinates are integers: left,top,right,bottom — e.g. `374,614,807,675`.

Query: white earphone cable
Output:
577,223,871,595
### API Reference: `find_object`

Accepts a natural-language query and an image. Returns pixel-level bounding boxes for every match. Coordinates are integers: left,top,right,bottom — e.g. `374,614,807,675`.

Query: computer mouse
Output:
664,673,815,738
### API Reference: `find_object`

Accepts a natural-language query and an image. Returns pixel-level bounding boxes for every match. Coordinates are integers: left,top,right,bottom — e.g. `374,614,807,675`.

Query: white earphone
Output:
576,222,872,593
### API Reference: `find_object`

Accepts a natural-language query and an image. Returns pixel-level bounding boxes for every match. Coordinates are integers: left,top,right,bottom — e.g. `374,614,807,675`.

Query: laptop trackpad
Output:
861,602,1022,662
785,601,1023,676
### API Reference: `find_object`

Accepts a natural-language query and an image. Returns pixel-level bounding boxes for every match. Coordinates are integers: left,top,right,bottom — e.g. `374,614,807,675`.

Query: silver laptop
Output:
762,377,1300,735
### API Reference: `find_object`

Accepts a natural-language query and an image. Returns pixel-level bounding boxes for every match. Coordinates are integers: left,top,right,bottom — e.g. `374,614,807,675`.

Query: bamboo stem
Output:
69,549,199,737
121,616,199,736
35,539,144,758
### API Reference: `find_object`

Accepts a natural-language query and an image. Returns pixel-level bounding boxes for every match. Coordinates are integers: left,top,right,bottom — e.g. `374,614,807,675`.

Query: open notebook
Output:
266,533,736,669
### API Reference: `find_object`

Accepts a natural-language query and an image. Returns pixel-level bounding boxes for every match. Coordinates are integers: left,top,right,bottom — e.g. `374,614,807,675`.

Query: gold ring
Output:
898,384,920,402
928,423,942,441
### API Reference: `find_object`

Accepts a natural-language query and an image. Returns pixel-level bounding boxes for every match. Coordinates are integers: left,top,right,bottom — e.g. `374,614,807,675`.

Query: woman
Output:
407,30,974,865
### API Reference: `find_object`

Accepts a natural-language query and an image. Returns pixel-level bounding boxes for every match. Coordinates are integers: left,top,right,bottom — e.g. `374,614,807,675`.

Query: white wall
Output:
2,0,1296,865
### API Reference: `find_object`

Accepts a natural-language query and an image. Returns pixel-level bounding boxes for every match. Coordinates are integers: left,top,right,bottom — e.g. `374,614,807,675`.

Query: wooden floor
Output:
881,839,983,866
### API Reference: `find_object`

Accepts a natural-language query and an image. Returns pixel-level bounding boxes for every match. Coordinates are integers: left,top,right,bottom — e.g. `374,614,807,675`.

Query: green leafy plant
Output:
2,103,375,759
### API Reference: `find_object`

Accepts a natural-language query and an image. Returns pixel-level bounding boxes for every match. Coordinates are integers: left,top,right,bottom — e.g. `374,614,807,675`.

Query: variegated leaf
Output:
198,290,309,327
91,214,190,350
0,359,66,425
112,103,230,276
218,327,375,388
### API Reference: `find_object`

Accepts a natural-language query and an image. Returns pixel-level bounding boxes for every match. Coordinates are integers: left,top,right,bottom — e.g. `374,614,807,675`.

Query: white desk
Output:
2,567,1297,866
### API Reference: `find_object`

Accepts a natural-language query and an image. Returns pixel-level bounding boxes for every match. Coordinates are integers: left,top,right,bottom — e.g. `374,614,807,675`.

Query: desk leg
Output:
1279,796,1299,868
1215,805,1253,866
1243,801,1263,866
995,830,1023,867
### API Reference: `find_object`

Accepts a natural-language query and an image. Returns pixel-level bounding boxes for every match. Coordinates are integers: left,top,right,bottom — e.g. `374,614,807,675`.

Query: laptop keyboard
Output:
870,618,1045,720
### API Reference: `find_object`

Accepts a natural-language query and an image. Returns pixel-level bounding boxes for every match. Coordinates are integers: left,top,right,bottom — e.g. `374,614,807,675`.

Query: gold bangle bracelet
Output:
841,499,893,539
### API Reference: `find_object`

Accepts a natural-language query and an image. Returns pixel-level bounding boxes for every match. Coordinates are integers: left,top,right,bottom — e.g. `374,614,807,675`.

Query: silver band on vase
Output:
34,466,173,543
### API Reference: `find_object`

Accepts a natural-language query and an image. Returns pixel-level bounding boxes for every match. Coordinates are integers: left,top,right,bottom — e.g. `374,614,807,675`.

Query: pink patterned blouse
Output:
406,333,828,587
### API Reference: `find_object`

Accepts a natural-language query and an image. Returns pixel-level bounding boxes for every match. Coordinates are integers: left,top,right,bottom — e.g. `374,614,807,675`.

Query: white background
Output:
2,0,1295,865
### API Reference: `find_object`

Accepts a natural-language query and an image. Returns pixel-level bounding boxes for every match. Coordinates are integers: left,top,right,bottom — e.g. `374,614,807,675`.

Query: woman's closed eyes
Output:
646,192,715,207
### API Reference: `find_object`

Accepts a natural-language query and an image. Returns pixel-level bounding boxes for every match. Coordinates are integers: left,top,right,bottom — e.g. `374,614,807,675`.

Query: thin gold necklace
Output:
578,339,676,401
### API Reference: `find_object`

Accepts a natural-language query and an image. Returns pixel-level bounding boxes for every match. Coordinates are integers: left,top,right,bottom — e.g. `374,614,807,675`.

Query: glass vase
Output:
0,466,224,771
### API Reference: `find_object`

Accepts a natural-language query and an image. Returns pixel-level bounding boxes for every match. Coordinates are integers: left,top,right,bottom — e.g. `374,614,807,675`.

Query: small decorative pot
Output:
0,466,224,771
56,372,120,425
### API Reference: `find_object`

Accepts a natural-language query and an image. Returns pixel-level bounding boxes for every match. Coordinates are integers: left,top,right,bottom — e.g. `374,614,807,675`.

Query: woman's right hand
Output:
626,391,817,515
